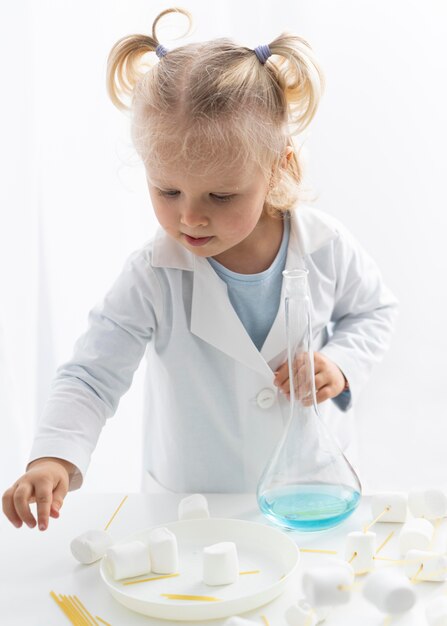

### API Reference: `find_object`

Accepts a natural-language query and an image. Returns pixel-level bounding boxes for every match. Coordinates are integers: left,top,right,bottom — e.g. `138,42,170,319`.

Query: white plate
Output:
100,517,300,621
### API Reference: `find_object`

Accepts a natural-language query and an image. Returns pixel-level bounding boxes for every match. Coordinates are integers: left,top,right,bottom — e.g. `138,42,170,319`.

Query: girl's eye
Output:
157,190,235,202
211,194,235,202
159,190,179,197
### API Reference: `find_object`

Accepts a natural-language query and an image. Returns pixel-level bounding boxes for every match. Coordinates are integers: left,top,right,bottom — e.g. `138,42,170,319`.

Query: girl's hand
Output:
2,457,75,531
273,351,347,405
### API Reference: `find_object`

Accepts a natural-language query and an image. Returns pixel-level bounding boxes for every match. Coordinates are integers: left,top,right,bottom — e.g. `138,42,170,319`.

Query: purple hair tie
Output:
155,44,168,59
254,44,271,64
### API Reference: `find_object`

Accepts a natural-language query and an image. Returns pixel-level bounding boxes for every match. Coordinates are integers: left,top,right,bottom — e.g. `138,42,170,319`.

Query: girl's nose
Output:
180,205,209,228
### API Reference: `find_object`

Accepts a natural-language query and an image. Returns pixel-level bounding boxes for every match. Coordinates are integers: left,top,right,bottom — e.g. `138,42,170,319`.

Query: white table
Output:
0,492,444,625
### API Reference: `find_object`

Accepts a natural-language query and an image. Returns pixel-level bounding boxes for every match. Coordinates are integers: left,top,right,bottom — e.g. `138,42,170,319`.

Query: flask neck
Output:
283,269,317,411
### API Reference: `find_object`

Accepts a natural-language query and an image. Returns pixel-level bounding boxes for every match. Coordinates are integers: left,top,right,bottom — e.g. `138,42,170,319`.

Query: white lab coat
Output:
29,205,398,493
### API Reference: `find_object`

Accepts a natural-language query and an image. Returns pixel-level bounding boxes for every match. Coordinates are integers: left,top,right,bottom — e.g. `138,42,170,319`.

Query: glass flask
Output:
257,269,362,531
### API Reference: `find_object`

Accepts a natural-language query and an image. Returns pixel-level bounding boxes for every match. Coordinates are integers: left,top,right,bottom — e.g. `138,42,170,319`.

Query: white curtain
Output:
1,0,446,493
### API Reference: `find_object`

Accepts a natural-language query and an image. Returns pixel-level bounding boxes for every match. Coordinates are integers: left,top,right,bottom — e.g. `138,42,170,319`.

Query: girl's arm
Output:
3,246,161,529
274,226,398,409
318,227,399,408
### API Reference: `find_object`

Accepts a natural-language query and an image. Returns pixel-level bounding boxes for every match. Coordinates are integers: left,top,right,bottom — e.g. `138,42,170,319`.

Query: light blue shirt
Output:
208,215,290,351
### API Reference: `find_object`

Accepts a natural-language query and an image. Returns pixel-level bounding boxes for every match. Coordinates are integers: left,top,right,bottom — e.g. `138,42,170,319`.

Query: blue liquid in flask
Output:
258,483,361,531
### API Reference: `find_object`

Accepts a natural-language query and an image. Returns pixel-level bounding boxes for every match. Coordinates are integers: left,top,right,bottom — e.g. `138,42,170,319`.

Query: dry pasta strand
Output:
123,573,180,585
104,495,128,531
161,593,221,602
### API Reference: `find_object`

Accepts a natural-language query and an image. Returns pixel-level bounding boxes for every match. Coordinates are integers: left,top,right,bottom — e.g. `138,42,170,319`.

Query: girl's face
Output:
145,160,277,268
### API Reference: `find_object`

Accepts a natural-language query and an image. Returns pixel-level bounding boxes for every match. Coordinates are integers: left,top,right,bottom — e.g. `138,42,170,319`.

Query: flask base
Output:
258,483,361,532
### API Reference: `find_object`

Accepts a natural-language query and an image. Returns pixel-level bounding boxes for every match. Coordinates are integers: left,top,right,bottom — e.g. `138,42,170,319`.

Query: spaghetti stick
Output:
411,564,447,583
161,593,221,602
261,616,271,626
429,517,443,550
65,595,93,626
300,548,338,555
239,570,261,575
95,618,112,626
104,495,128,531
338,581,363,592
61,594,88,626
72,595,99,625
363,506,390,533
123,573,180,585
410,563,424,584
50,592,80,625
375,531,395,555
348,551,358,564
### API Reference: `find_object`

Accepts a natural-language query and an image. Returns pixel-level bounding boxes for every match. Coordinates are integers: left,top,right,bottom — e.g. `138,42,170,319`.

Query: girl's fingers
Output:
273,363,289,387
2,486,23,528
50,480,68,518
34,479,54,531
13,482,36,528
314,372,327,391
316,384,332,403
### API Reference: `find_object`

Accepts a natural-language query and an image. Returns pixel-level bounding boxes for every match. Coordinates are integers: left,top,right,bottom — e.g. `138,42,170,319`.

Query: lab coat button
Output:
256,388,276,409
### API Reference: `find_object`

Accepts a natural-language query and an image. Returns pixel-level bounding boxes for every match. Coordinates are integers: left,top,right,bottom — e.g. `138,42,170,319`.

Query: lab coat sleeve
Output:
318,228,398,410
28,248,162,489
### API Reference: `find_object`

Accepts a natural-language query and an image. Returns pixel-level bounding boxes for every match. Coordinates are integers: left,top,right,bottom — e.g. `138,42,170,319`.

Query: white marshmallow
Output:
105,540,151,581
70,529,113,564
203,541,239,586
148,527,178,574
404,550,447,582
285,599,317,626
302,562,355,607
362,568,416,614
425,595,447,626
178,494,210,520
345,531,376,575
399,518,434,555
223,617,257,626
408,488,447,520
370,492,408,523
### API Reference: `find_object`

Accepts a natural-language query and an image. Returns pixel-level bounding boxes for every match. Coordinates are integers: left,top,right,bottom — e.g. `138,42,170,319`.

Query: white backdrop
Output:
1,0,446,494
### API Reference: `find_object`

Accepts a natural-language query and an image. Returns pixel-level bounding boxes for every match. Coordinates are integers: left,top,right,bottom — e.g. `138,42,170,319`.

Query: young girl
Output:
2,8,397,531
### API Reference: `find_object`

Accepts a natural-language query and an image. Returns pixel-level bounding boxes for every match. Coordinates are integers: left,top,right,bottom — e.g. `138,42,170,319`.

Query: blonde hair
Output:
107,7,324,215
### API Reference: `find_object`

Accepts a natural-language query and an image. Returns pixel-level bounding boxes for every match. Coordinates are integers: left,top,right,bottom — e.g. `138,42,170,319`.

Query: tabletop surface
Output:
0,491,445,625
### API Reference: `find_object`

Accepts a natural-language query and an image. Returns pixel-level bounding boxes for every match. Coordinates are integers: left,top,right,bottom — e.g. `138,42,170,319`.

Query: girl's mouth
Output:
183,234,213,247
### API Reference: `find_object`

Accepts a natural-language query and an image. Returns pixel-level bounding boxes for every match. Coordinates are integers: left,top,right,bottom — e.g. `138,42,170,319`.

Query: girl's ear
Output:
280,145,294,170
269,145,294,189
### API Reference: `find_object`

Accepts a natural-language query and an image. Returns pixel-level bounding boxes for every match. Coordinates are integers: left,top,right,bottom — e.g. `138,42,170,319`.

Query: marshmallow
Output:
223,617,257,626
362,568,416,614
404,550,447,582
105,540,151,581
425,595,447,626
178,494,210,520
148,527,178,574
345,531,376,575
285,599,317,626
399,518,434,555
203,541,239,586
408,488,447,520
70,529,113,564
302,562,355,607
370,492,407,523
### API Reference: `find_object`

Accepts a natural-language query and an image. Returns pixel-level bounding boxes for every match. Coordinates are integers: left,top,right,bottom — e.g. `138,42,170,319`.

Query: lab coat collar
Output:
151,206,338,376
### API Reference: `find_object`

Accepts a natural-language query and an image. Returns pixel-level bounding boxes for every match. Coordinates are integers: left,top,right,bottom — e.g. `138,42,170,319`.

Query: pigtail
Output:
106,7,192,111
107,34,158,111
267,34,325,135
